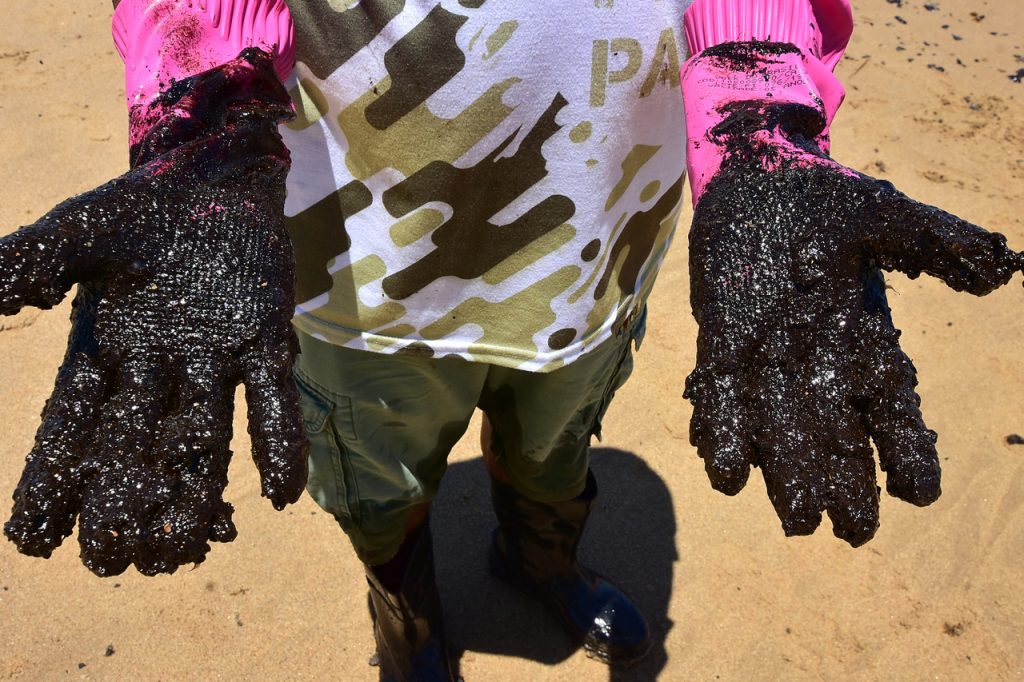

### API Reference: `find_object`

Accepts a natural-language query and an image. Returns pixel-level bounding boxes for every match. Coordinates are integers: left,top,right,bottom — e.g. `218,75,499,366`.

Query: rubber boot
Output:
365,519,457,682
489,471,651,666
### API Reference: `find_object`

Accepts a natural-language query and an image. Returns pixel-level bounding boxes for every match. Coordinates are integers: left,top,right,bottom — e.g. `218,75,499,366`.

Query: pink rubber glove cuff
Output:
683,0,853,70
681,0,854,203
112,0,294,144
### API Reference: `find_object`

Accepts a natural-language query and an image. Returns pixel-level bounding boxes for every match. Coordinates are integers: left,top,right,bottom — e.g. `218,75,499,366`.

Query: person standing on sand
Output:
1,1,1021,681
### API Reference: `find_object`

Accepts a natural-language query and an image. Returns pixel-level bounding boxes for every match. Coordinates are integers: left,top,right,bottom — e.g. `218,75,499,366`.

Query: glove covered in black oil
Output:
682,46,1024,547
0,49,308,575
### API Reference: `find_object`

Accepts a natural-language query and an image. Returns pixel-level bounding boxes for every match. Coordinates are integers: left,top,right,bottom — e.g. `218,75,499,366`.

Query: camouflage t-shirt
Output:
283,0,692,372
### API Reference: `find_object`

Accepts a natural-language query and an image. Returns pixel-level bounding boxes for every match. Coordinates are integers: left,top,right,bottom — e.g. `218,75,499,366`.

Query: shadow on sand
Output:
430,447,678,681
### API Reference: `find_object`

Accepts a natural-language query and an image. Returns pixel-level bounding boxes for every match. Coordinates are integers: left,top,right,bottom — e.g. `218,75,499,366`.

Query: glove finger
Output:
865,396,940,506
161,354,239,544
866,405,940,506
856,269,941,506
4,349,107,557
134,354,239,575
754,367,828,538
0,224,83,314
684,367,755,495
0,185,128,315
241,335,308,510
819,407,880,547
759,440,826,538
77,353,169,577
822,449,879,547
860,344,940,506
864,180,1023,295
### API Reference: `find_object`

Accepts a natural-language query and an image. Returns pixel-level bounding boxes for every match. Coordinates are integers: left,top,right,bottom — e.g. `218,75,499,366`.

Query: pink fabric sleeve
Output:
680,0,855,203
112,0,294,142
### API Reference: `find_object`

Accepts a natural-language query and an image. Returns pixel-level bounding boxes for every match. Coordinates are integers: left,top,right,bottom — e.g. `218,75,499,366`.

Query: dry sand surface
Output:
1,1,1022,680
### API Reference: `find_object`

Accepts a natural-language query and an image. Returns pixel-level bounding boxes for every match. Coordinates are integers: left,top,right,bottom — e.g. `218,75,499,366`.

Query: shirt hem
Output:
290,305,643,374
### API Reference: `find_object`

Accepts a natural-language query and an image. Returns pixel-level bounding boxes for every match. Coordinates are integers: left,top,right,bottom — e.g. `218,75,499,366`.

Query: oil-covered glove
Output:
680,1,1024,546
1,49,307,576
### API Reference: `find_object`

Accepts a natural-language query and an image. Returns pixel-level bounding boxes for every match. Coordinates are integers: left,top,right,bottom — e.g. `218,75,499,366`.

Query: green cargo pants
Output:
293,312,645,565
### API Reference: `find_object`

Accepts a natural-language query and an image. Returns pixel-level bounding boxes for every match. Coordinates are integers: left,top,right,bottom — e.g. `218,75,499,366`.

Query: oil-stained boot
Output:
365,519,457,682
489,471,651,666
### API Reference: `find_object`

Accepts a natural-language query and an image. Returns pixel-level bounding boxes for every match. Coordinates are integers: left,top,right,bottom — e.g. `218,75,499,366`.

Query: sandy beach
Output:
1,0,1021,679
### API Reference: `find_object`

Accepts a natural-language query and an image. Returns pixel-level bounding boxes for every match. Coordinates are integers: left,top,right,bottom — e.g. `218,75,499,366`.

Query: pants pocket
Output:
293,370,358,531
590,308,645,441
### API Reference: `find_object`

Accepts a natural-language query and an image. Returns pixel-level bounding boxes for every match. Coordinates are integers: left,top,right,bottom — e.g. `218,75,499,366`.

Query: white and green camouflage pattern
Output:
283,0,693,371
